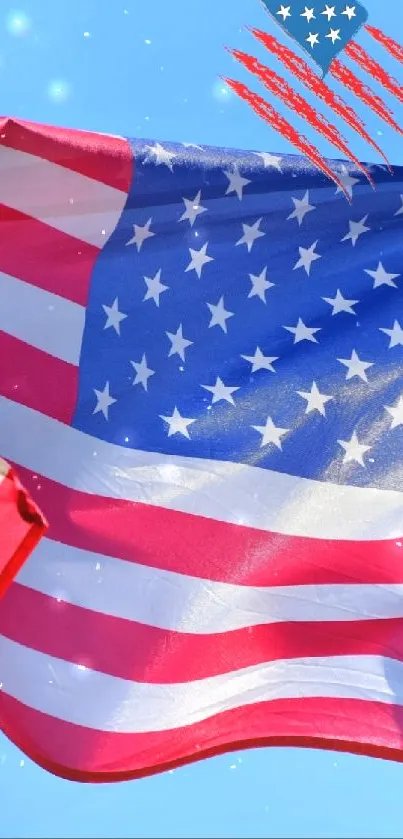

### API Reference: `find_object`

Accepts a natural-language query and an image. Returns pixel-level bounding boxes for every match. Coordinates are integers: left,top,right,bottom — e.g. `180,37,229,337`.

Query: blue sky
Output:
1,1,403,836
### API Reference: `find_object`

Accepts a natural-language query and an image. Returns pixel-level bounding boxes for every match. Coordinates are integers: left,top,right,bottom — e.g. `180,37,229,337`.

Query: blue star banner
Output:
261,2,368,75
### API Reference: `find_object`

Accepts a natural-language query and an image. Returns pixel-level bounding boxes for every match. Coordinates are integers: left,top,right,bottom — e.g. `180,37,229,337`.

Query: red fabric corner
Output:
0,458,48,598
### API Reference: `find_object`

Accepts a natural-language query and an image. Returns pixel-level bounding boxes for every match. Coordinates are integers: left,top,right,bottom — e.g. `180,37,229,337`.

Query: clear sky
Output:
1,1,403,836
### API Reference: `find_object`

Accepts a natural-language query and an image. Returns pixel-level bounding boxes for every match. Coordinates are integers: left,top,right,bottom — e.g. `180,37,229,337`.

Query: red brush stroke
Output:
345,41,403,106
365,25,403,64
230,48,373,186
249,28,391,170
223,77,349,197
330,59,403,139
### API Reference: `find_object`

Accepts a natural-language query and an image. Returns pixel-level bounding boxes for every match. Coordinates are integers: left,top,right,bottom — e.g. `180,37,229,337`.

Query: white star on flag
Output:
338,431,371,467
277,5,291,21
180,191,207,226
236,218,265,252
254,152,282,171
131,354,155,391
379,321,403,348
338,350,374,382
185,242,214,278
322,289,359,316
248,266,275,303
207,296,234,333
166,324,193,362
306,32,320,48
294,241,321,275
144,142,176,171
102,298,127,335
287,191,315,226
241,347,278,373
301,7,315,22
394,195,403,216
224,167,251,200
126,218,155,251
335,166,360,199
342,4,357,20
202,377,240,405
342,216,370,247
160,406,196,438
284,318,321,344
322,5,336,20
143,269,169,307
385,396,403,429
364,262,400,289
93,382,116,420
252,416,289,449
326,28,341,44
297,382,333,417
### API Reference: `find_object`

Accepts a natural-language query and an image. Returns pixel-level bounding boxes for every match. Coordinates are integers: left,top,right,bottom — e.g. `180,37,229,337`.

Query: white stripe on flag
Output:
17,538,403,633
0,145,127,247
0,272,84,365
1,397,402,542
0,637,401,733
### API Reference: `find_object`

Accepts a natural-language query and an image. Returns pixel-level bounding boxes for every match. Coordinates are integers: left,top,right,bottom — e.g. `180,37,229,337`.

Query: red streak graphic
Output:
365,26,403,66
250,28,390,169
331,59,403,139
231,48,373,186
345,41,403,106
223,78,348,197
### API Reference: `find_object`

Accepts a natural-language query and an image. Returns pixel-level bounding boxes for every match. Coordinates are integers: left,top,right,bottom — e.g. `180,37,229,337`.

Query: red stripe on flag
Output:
223,78,349,196
365,26,403,65
0,332,79,424
345,42,403,107
330,60,403,139
9,465,403,587
2,692,403,781
249,29,390,168
0,117,133,193
3,583,403,683
0,204,98,306
0,462,47,598
230,50,373,186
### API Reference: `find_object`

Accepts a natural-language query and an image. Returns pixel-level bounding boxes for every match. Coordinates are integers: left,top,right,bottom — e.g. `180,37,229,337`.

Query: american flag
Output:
262,0,368,75
225,6,403,190
0,117,403,782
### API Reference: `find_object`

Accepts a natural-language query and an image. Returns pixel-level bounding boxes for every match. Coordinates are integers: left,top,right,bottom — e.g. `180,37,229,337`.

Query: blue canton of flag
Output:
73,141,403,495
261,1,368,75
